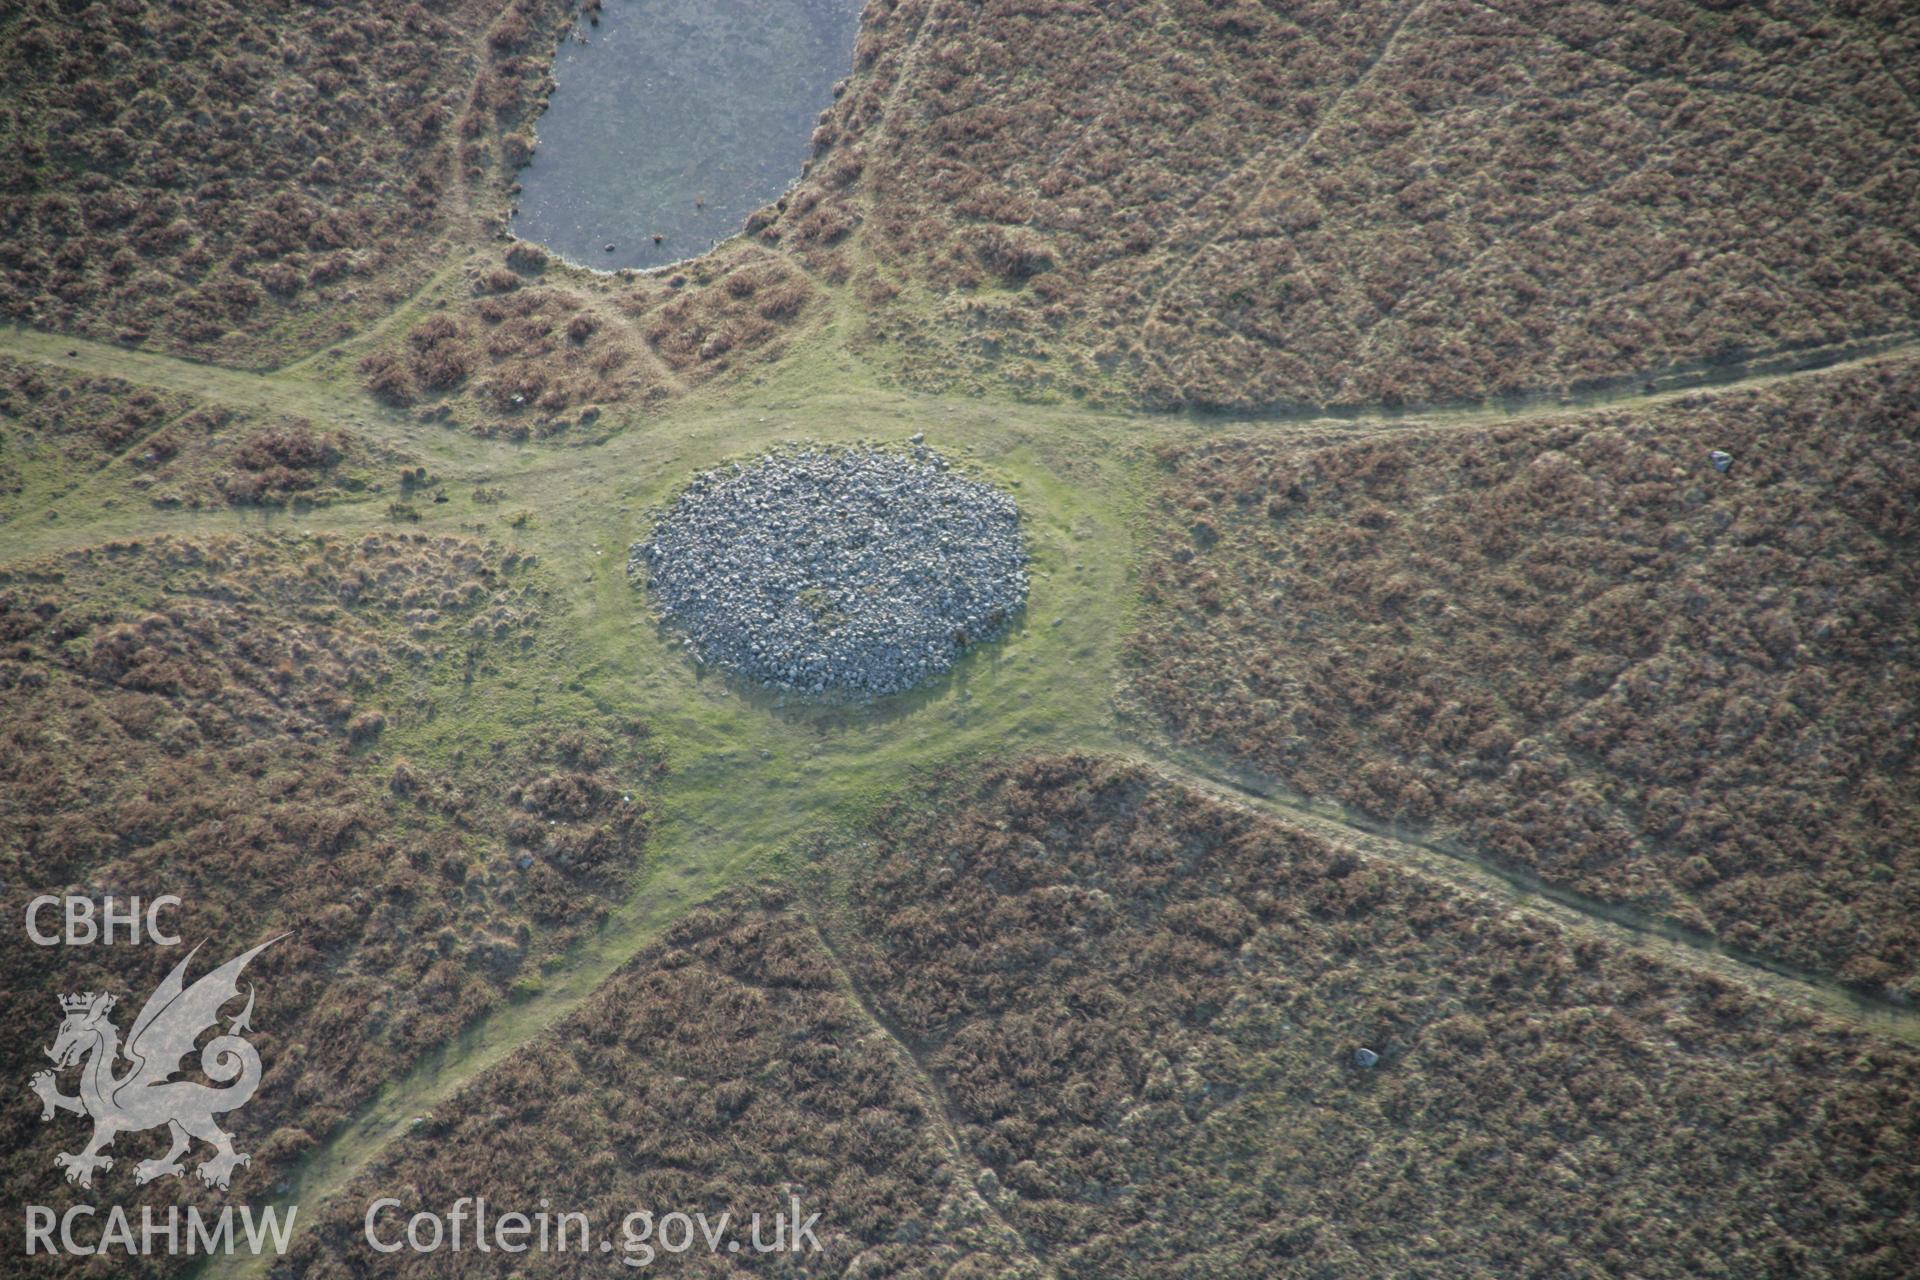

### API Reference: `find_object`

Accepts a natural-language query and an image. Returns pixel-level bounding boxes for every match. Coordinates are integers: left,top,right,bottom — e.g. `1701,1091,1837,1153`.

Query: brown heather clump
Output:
0,358,191,520
0,356,397,519
353,246,822,436
1128,356,1920,994
362,275,653,437
598,250,820,392
0,534,661,1250
210,421,349,505
764,0,1920,409
639,256,818,377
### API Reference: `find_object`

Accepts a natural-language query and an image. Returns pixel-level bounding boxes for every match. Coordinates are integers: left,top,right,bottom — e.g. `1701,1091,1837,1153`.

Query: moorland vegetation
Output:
286,755,1920,1277
0,532,659,1248
815,756,1920,1277
1,1,1916,1275
771,0,1920,408
358,243,817,438
1129,356,1920,994
0,356,396,520
0,0,525,365
289,887,1043,1277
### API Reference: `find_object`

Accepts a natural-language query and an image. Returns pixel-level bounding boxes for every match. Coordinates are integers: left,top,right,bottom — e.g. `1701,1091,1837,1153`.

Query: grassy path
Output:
809,916,1058,1279
4,318,1916,1276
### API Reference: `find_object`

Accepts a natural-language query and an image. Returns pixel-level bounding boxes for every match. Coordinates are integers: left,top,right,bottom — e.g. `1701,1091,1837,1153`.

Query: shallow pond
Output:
512,0,864,272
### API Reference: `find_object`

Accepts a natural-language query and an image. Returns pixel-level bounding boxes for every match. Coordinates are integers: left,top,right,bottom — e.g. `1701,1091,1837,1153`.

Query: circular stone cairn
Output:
632,443,1028,698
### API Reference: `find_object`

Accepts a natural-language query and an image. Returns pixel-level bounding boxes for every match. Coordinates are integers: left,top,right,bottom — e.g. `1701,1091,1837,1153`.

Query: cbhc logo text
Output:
26,896,182,946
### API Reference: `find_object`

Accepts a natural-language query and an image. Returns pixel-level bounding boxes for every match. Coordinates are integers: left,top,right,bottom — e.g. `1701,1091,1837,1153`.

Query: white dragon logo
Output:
28,936,281,1190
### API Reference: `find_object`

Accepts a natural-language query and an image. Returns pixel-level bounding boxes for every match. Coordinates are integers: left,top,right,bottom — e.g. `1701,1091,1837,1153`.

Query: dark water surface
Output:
512,0,864,271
